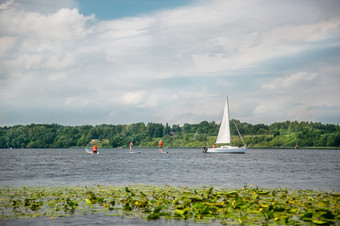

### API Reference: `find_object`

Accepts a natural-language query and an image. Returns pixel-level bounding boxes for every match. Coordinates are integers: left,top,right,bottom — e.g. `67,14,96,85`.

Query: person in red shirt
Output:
159,140,163,153
129,141,133,152
92,145,98,154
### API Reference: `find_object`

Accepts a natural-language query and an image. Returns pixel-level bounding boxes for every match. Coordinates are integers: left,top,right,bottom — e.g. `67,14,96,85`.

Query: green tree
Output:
163,123,171,136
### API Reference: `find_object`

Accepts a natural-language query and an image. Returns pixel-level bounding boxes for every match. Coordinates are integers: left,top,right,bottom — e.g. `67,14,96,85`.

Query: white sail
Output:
216,97,231,144
206,97,247,154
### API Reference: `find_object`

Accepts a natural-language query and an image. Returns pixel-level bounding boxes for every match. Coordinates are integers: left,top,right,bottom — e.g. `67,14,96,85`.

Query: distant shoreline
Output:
1,146,339,150
1,121,339,149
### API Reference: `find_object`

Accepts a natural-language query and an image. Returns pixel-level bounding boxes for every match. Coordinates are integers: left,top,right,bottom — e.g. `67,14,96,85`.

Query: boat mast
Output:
226,96,231,146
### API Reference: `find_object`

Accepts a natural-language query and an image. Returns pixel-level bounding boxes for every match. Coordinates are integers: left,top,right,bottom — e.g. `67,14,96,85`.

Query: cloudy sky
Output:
1,0,339,126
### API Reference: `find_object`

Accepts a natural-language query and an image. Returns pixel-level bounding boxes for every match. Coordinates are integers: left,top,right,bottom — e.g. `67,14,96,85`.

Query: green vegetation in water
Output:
0,185,339,225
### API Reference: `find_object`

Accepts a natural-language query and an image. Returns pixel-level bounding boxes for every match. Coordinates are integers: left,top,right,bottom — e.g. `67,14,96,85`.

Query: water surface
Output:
1,148,339,225
0,148,339,190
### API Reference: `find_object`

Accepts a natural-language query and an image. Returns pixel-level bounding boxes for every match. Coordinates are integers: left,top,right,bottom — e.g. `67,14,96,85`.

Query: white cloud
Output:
0,7,93,39
0,0,15,10
192,18,340,73
48,72,66,81
12,54,43,70
262,72,318,90
1,0,340,125
0,36,16,56
122,91,146,105
45,53,76,69
282,72,317,88
64,96,89,107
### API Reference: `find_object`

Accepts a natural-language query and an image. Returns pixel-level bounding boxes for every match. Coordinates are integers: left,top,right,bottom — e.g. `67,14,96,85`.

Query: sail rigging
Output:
206,96,247,154
216,97,231,144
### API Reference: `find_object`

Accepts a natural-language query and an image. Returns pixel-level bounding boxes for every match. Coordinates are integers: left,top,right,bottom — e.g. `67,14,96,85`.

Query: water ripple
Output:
0,148,339,190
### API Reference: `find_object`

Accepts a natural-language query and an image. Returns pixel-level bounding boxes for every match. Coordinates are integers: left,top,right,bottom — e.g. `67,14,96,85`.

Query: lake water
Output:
0,148,339,190
0,148,339,225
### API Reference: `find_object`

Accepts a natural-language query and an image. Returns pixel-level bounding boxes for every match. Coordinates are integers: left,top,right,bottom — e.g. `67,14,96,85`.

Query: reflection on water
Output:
0,213,224,226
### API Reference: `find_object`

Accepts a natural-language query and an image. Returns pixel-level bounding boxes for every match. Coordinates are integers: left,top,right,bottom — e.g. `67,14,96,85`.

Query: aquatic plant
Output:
0,185,339,225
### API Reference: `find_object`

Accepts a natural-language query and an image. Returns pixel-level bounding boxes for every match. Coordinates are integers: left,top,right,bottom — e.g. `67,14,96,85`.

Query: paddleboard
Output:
126,151,141,154
85,148,99,154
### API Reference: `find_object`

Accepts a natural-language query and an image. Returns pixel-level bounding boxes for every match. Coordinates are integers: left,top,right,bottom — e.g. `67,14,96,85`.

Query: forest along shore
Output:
1,120,339,149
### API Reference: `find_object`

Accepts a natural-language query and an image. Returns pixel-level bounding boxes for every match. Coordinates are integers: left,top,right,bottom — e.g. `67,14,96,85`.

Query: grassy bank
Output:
1,185,339,225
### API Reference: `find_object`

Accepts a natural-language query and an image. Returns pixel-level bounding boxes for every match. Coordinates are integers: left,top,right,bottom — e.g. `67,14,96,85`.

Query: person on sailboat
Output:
212,144,216,148
129,141,133,152
159,140,163,153
92,145,98,154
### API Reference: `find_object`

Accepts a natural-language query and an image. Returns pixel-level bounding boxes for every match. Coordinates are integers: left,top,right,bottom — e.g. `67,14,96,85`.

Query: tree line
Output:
0,120,339,149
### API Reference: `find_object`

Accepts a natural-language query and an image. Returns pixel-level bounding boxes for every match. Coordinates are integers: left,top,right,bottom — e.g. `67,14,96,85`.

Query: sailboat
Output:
207,97,247,154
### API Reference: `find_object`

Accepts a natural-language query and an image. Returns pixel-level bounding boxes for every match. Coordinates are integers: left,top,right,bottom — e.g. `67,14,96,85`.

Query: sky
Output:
0,0,340,126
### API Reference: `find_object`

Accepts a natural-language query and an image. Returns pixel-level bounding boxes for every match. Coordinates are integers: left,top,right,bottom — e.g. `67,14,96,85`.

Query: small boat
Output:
207,97,247,154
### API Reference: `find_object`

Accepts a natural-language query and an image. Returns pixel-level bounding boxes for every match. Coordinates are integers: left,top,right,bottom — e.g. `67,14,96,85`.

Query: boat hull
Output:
207,146,246,154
